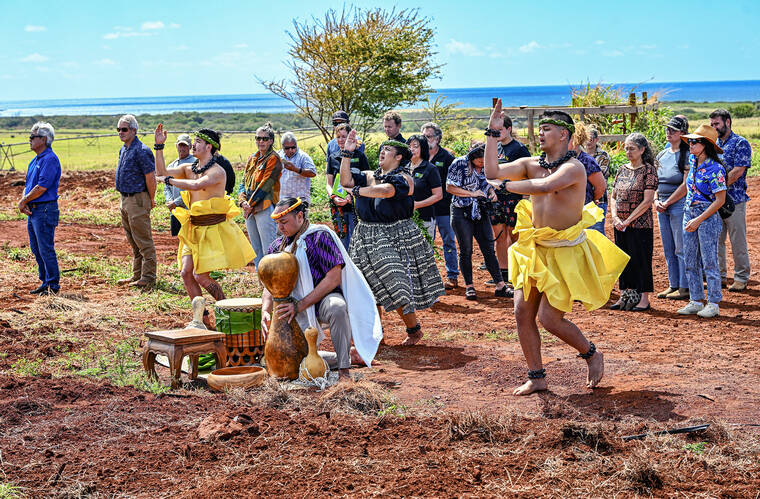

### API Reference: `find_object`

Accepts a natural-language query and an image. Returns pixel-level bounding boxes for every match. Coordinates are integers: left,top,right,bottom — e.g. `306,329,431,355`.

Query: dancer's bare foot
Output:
585,349,604,388
349,347,379,366
401,330,423,346
512,378,548,396
338,368,352,382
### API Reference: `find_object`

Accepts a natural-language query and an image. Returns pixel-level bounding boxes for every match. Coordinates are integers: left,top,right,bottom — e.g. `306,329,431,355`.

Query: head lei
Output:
195,130,220,150
380,140,409,152
538,118,575,136
271,197,303,220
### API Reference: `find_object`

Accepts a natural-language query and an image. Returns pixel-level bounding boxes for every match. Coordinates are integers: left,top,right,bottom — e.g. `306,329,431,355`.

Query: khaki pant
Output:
120,191,156,282
719,201,750,283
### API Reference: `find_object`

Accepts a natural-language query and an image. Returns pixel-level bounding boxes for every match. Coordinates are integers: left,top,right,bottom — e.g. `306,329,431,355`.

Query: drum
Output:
214,298,264,367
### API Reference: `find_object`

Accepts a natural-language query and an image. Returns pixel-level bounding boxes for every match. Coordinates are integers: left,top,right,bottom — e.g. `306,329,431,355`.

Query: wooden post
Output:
629,92,637,129
642,92,648,105
579,110,586,123
527,110,535,152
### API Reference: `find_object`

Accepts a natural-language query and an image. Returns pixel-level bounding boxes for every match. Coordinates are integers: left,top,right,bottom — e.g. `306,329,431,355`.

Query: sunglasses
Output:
255,136,271,142
687,139,703,145
29,135,43,140
283,145,297,150
116,127,130,133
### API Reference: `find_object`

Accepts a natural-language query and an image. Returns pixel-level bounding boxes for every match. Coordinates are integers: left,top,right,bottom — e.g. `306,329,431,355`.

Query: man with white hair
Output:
277,132,317,204
164,133,196,236
18,122,62,295
115,114,157,289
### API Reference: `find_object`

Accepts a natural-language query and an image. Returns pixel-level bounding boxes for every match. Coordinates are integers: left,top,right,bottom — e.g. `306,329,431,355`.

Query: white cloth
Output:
284,224,383,368
535,231,587,248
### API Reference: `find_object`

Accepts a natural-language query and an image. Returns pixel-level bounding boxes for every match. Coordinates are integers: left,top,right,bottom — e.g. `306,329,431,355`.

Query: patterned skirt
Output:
349,218,445,315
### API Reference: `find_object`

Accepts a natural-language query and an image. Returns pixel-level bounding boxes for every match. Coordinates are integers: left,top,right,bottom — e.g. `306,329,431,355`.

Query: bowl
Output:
207,366,267,392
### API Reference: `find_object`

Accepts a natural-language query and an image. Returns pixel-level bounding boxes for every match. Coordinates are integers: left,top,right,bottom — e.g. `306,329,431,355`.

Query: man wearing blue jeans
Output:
18,122,61,295
421,122,459,288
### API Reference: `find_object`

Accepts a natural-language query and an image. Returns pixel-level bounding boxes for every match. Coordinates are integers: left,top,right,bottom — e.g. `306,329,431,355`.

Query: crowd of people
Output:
16,105,752,391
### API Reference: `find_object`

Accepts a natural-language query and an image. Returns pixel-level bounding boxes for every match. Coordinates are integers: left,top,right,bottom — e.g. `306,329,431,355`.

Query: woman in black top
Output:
325,123,370,250
339,131,444,346
408,134,443,237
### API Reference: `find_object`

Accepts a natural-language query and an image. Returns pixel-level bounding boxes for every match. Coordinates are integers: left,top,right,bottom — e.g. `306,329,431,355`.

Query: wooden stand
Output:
142,328,227,389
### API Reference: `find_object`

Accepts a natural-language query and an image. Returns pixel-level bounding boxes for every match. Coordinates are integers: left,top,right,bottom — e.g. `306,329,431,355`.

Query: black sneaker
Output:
30,285,48,294
495,286,513,298
40,287,59,296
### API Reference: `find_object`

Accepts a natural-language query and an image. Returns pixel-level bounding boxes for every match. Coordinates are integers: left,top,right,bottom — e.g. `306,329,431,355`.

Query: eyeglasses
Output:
255,136,271,142
29,135,43,140
283,145,297,150
116,127,130,133
423,135,436,141
687,139,703,145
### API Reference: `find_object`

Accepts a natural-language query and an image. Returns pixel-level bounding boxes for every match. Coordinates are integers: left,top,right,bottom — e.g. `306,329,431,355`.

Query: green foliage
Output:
421,94,475,145
570,80,627,133
261,7,442,141
377,402,407,418
684,442,707,455
0,483,23,499
728,102,757,119
11,357,43,376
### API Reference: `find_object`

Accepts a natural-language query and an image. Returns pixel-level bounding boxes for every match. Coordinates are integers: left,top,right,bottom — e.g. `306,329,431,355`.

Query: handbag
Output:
691,163,735,219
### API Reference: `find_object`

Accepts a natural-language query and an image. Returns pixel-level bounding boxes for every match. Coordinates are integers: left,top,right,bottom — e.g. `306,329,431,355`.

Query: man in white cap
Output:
164,134,196,236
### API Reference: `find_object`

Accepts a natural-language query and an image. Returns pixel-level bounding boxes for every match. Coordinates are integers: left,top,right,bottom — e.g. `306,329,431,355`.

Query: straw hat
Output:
682,124,723,154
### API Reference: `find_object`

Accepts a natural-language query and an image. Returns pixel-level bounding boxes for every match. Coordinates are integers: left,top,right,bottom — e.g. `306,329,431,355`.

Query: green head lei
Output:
195,131,220,150
538,118,575,135
380,140,409,151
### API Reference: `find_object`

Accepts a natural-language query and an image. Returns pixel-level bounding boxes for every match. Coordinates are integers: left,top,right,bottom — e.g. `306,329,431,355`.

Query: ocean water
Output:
1,80,758,117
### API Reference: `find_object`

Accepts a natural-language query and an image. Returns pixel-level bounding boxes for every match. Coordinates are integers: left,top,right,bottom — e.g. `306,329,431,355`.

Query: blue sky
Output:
2,0,759,100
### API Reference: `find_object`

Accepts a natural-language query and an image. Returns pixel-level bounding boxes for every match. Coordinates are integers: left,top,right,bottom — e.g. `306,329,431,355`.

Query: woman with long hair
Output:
610,133,657,311
654,116,691,300
676,125,727,318
239,123,282,267
407,134,442,237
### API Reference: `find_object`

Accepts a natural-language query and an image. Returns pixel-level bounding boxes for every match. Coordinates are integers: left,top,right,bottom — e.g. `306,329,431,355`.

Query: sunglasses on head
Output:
687,138,703,145
255,136,271,141
116,127,130,133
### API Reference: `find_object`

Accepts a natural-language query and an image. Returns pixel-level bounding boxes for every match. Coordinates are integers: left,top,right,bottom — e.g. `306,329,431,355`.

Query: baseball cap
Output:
332,111,350,123
665,116,689,133
176,134,192,146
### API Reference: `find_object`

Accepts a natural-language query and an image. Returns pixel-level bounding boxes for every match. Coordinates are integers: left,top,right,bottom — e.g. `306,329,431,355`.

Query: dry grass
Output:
227,378,306,410
446,409,521,444
318,380,395,416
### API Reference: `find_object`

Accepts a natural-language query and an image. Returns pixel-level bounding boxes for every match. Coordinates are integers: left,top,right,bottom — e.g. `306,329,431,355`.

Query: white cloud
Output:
446,39,483,57
594,40,605,45
169,23,180,29
519,41,541,53
103,31,148,40
96,58,117,66
24,25,46,32
234,43,248,49
141,21,165,30
21,53,48,63
603,49,624,57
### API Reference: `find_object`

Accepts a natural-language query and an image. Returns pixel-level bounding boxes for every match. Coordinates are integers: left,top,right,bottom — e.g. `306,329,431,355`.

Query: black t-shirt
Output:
216,154,236,195
430,147,456,216
411,160,442,221
327,151,371,206
378,132,406,157
352,169,414,223
497,140,530,163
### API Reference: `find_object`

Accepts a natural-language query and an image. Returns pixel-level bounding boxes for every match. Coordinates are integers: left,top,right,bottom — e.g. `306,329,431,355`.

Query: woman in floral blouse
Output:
609,133,657,311
676,125,727,318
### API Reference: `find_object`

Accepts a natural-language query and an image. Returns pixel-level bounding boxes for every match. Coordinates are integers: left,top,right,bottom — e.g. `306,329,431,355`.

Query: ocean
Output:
1,80,758,117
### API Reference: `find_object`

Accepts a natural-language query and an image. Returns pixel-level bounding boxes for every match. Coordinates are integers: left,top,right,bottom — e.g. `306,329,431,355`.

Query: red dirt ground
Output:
0,170,758,496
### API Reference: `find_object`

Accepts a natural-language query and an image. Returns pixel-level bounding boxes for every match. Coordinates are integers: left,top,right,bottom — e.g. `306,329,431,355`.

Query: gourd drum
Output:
214,297,264,366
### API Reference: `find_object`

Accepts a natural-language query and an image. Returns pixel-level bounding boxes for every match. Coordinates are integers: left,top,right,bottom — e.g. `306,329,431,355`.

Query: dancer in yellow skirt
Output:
484,100,629,395
153,125,256,327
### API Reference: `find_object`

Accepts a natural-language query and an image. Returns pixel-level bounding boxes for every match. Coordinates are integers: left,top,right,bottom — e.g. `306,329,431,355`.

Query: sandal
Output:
465,287,477,301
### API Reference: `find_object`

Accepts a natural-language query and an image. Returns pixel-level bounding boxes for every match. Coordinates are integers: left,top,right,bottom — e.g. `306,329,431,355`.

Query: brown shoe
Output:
728,280,747,292
656,287,677,299
444,278,458,290
129,279,155,290
665,288,690,300
117,277,140,286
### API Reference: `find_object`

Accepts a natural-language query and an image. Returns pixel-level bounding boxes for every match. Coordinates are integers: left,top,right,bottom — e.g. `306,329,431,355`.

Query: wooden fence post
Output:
629,92,637,129
527,110,535,152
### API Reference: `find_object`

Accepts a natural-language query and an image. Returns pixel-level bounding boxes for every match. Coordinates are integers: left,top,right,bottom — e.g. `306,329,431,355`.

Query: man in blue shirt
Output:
710,109,752,291
115,114,157,289
18,122,61,295
325,110,364,159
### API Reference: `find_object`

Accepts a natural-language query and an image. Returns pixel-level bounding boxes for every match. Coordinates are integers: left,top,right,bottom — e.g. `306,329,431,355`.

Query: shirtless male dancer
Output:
484,99,628,396
154,125,255,326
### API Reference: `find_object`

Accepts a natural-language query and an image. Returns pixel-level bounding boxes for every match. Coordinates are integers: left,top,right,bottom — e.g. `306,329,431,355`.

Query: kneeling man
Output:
261,197,382,380
154,125,256,326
